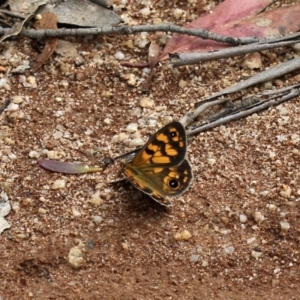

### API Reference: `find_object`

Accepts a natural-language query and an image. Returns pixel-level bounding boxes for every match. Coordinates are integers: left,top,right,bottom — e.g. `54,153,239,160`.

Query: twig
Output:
179,56,300,126
187,88,300,136
170,39,300,67
0,24,259,44
0,9,26,20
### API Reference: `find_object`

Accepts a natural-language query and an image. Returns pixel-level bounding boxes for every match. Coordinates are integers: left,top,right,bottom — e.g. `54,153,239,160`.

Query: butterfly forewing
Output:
130,122,187,167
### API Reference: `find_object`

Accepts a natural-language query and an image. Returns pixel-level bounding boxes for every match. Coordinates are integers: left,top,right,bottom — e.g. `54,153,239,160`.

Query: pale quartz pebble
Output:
268,204,277,211
27,76,37,88
254,211,265,223
274,268,281,274
114,51,125,60
0,193,10,217
38,208,47,214
128,138,144,147
12,96,24,104
127,74,136,86
173,8,184,19
269,151,276,159
202,260,209,267
111,134,119,143
249,188,255,195
179,79,188,88
279,184,292,199
104,118,111,124
174,229,192,241
140,98,154,108
52,179,66,190
139,7,150,16
89,192,103,206
72,207,81,217
53,131,63,139
28,150,40,158
189,254,199,263
84,129,93,135
223,246,235,254
8,153,16,160
291,134,300,143
6,103,19,111
280,221,290,230
67,245,85,268
251,250,263,259
126,123,138,132
92,216,103,223
118,132,128,142
278,107,289,116
260,190,269,196
207,158,216,165
0,217,10,234
148,119,157,127
247,237,256,244
243,52,262,69
0,78,7,88
239,214,247,223
47,151,62,159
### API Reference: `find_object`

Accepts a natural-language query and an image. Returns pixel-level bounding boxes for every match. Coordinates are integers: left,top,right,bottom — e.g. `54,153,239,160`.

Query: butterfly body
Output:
124,122,193,206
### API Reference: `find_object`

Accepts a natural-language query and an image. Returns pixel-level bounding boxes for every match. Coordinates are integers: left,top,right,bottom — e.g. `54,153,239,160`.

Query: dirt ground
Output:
0,1,300,299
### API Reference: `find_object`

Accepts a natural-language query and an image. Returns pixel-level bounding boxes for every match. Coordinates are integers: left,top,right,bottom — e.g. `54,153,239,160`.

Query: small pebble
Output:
126,123,138,132
224,246,235,254
268,204,277,211
128,138,144,147
38,208,47,214
72,207,81,217
247,237,256,244
140,98,154,108
52,179,66,190
189,254,199,263
89,194,103,206
28,150,40,158
207,158,216,165
253,211,265,223
239,214,247,223
92,216,103,223
280,221,290,230
0,217,10,234
174,229,192,241
67,245,85,269
114,51,125,60
243,52,262,69
12,96,24,104
279,184,292,199
251,250,263,259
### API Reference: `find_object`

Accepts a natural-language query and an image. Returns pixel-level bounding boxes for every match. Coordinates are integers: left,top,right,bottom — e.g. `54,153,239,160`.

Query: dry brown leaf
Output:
31,12,58,72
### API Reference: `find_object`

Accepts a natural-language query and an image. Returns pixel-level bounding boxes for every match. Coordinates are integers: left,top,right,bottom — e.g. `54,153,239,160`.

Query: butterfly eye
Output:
169,179,180,189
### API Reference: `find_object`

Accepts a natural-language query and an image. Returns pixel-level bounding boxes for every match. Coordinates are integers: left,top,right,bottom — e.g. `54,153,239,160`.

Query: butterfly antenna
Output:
113,147,142,161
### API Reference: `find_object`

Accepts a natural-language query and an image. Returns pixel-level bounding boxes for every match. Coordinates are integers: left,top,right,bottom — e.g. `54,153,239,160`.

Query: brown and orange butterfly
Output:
123,121,193,206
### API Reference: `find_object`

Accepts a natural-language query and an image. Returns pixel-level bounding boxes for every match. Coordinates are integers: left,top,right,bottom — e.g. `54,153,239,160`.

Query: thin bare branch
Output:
179,56,300,126
187,88,300,136
170,39,300,67
0,24,258,45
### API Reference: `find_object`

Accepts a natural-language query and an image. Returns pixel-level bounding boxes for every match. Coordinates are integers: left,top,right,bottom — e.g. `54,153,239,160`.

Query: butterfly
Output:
123,121,193,206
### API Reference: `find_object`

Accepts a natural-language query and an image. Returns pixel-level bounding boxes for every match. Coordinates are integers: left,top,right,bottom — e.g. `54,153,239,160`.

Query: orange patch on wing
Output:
151,156,171,163
153,167,163,173
156,133,169,142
